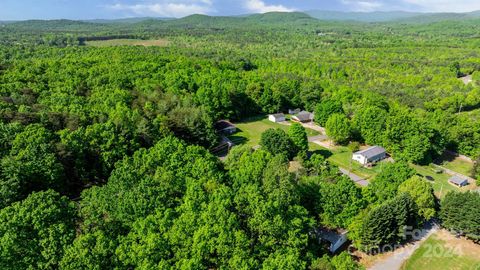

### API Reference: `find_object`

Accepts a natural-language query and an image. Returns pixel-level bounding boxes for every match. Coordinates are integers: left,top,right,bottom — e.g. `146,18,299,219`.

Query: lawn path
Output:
339,168,369,186
368,224,439,270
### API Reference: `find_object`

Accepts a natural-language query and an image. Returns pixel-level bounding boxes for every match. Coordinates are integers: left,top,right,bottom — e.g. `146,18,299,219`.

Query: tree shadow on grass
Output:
229,135,248,146
236,114,267,123
309,148,333,159
434,151,457,165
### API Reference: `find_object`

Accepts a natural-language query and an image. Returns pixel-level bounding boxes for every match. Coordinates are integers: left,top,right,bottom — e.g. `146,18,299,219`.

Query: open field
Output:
86,39,170,47
411,164,459,198
411,164,478,198
436,152,474,177
401,230,480,270
229,117,319,147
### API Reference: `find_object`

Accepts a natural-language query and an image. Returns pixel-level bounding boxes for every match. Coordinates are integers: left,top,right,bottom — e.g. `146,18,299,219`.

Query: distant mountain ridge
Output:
125,12,317,29
306,10,480,23
4,10,480,30
83,17,174,24
305,10,422,22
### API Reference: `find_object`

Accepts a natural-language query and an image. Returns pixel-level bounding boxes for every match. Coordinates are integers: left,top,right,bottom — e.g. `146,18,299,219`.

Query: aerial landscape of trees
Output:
0,10,480,269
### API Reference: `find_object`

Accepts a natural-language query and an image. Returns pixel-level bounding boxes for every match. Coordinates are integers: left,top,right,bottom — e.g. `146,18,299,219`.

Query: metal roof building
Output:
352,146,387,165
448,175,469,187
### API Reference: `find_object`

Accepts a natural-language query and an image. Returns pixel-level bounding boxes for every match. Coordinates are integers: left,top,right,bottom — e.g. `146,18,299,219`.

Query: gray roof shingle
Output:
293,111,313,121
354,146,386,159
449,175,468,186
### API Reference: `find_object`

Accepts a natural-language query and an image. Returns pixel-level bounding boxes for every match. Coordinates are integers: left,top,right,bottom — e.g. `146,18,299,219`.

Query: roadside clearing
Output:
339,167,369,186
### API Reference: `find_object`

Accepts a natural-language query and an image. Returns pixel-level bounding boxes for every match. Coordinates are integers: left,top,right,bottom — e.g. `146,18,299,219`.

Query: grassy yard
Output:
308,144,380,180
326,146,382,179
438,158,474,178
86,39,170,47
411,164,478,199
230,119,379,181
230,117,477,195
410,164,458,198
401,230,480,270
229,116,319,147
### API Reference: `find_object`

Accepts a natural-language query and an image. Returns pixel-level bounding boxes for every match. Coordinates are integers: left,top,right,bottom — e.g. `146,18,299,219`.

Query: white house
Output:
352,146,387,165
268,113,286,123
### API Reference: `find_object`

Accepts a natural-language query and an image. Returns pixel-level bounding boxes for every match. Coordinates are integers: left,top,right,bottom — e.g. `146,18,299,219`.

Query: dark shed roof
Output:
214,120,235,131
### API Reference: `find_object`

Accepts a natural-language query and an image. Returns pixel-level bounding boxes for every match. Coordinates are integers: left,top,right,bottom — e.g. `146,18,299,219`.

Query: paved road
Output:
339,167,369,186
368,224,439,270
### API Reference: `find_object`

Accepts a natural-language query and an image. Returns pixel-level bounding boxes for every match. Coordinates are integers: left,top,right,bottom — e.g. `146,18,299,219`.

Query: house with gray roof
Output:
292,111,314,123
448,175,469,187
352,146,387,165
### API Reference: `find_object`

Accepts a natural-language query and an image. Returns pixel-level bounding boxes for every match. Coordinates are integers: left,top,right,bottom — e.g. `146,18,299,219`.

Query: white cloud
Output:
341,0,385,12
244,0,294,13
107,1,214,18
401,0,480,12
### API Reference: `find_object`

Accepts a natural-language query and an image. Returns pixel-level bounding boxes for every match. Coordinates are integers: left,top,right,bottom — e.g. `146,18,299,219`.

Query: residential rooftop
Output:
354,146,386,159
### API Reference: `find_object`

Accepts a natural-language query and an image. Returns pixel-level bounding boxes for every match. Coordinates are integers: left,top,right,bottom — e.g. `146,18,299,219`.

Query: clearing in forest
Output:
86,39,170,47
401,230,480,270
229,116,319,147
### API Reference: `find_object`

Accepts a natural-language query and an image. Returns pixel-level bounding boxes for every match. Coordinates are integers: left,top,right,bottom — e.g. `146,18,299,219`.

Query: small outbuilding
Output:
448,175,469,187
268,113,286,123
317,228,348,254
352,146,387,165
292,111,314,123
214,120,236,135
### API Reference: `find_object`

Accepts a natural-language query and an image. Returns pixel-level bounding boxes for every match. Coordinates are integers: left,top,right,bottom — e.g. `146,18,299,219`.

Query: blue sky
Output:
1,0,480,20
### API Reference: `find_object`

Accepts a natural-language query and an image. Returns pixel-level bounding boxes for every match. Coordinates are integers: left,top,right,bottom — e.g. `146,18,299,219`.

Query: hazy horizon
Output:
2,0,480,21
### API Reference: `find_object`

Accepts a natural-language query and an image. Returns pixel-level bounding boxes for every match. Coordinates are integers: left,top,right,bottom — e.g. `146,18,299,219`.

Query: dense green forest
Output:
1,11,480,269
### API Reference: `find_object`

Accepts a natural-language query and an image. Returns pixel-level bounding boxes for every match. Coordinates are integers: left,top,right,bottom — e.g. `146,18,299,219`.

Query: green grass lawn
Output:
411,164,477,199
410,164,458,199
229,116,319,147
401,231,480,270
438,157,474,177
308,144,380,180
326,146,380,179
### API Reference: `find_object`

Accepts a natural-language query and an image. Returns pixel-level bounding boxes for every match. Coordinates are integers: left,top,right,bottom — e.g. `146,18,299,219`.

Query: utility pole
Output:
458,103,463,114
